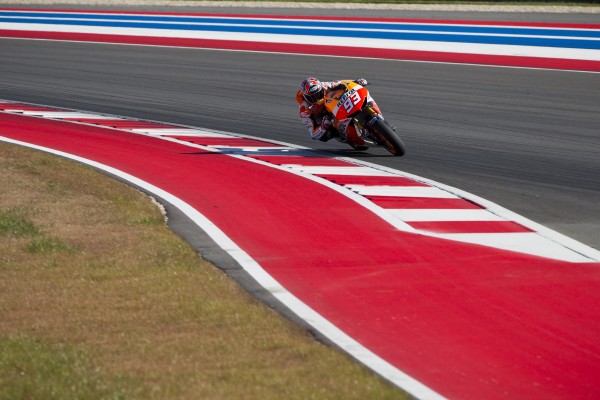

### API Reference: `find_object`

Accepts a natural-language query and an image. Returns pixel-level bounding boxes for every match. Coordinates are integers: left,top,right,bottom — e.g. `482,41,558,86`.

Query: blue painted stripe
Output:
2,11,600,39
1,15,600,50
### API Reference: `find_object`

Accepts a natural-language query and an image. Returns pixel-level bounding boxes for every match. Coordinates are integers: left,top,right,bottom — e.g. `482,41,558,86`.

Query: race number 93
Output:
342,90,362,113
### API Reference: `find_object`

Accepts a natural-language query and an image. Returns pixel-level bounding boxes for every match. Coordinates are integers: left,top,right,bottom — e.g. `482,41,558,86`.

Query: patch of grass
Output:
0,208,39,237
0,336,128,400
0,206,77,254
0,142,408,399
25,236,78,254
130,215,165,226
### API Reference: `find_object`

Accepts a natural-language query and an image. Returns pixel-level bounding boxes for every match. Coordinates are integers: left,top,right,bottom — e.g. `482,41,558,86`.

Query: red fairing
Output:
332,85,370,120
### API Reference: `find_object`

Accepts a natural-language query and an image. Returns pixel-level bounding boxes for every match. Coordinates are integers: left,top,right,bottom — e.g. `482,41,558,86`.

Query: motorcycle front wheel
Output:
370,119,406,156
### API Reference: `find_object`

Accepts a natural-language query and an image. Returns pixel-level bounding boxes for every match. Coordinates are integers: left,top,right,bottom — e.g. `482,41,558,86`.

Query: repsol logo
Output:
338,122,348,141
338,89,355,105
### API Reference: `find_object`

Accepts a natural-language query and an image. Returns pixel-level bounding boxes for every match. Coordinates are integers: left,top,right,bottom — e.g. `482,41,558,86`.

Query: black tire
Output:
371,119,406,156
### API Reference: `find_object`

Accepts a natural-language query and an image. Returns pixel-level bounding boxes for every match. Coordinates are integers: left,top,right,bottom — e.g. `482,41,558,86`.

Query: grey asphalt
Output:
1,34,599,251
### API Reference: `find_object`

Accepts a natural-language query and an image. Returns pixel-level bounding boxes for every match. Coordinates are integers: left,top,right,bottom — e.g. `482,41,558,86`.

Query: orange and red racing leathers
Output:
296,80,380,142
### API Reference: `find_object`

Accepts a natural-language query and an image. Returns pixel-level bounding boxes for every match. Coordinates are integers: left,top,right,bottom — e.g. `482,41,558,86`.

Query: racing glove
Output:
321,116,332,129
355,78,368,86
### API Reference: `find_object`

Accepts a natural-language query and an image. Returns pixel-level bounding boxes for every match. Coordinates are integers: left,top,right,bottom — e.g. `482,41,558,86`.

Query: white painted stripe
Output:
0,135,447,400
129,128,232,137
284,166,398,176
346,184,457,198
347,157,600,262
433,232,592,263
389,209,505,222
16,111,117,119
2,108,48,112
2,22,599,62
205,145,291,149
7,16,598,42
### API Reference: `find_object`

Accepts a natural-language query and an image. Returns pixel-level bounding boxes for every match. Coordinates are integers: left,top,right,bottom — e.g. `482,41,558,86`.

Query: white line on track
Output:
281,165,398,176
345,185,458,198
15,111,116,119
389,209,505,222
129,128,231,137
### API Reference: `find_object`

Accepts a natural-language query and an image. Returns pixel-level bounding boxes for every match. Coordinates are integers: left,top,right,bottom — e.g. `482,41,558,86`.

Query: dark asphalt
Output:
1,36,599,250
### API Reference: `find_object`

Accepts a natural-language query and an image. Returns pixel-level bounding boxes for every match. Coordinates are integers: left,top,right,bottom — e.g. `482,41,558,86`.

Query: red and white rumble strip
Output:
3,99,600,400
1,100,598,263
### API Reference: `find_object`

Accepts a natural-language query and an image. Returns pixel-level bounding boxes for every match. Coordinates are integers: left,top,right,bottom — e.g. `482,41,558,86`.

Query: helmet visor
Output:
303,88,324,104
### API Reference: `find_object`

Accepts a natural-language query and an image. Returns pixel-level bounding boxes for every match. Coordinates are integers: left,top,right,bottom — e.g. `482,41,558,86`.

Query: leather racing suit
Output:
296,80,381,142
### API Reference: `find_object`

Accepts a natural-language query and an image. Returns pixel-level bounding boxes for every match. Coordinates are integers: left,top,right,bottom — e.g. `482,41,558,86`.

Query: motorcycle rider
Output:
296,77,381,144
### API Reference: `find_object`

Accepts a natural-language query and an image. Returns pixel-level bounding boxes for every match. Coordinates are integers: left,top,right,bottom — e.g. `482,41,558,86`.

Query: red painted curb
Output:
2,111,600,400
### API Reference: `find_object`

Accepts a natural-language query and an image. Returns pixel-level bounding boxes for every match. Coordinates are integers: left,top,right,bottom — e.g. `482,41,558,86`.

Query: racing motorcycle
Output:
323,80,406,156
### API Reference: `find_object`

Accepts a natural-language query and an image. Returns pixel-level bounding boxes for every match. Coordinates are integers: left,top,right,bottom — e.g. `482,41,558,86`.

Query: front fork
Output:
354,107,381,143
356,106,396,136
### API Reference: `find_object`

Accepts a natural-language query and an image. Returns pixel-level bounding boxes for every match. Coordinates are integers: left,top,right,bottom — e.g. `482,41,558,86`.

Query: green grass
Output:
0,336,128,400
0,208,39,237
1,207,77,254
25,236,78,254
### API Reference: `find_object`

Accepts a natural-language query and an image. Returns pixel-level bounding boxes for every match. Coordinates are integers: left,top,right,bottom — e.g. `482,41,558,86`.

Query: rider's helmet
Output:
300,77,325,104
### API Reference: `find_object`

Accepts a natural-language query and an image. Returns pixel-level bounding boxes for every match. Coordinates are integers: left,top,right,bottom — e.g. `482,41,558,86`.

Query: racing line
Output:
2,8,600,400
